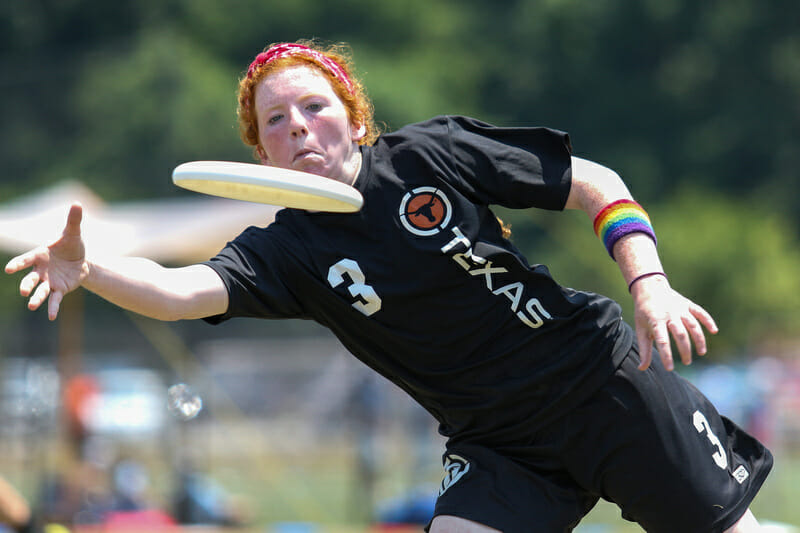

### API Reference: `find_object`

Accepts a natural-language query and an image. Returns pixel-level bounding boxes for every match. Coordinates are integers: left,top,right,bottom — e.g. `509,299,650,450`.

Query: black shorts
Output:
430,350,773,533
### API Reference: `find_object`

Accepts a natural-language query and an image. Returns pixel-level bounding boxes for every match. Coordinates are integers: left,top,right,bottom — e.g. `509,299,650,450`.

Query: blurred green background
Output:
2,0,799,347
1,1,799,531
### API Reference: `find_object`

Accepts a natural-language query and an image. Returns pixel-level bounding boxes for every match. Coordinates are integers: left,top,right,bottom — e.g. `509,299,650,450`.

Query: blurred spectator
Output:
37,460,110,528
374,484,436,528
62,374,99,460
0,475,43,533
172,465,247,527
109,458,149,512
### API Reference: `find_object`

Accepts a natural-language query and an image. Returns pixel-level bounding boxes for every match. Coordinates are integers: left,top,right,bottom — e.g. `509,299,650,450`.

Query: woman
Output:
6,41,771,532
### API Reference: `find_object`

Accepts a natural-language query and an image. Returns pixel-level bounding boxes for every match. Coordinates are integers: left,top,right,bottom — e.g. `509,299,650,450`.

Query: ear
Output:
256,145,270,165
351,122,367,142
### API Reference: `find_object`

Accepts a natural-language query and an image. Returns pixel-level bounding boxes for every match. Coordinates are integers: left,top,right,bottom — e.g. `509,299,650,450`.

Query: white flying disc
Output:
172,161,363,212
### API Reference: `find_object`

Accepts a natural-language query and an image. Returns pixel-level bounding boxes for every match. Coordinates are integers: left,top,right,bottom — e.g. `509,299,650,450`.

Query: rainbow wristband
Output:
593,199,656,259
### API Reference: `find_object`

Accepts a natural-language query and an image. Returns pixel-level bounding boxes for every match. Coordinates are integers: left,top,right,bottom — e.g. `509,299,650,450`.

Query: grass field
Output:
191,447,800,532
4,425,798,532
10,452,800,532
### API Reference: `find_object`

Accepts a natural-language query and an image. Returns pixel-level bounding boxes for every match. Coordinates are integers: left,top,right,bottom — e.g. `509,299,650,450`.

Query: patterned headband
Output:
246,43,355,95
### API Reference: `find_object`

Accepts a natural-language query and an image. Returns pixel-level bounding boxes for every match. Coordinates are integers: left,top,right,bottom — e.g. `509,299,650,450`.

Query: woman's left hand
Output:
630,274,718,371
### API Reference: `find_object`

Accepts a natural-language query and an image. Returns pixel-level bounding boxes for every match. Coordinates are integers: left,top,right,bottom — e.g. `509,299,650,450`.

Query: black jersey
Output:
203,115,632,443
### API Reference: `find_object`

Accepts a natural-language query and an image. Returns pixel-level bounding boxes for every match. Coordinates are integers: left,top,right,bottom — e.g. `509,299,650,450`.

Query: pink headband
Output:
246,43,355,95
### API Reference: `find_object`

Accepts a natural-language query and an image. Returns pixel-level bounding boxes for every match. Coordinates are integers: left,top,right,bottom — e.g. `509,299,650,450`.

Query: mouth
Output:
293,148,321,163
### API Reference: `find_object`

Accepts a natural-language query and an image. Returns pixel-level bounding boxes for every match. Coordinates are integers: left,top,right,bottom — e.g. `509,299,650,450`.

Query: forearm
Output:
566,156,665,288
82,256,226,321
566,157,718,369
611,233,668,291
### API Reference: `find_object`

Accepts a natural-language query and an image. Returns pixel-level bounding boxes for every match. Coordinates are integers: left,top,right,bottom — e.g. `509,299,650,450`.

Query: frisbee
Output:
172,161,363,212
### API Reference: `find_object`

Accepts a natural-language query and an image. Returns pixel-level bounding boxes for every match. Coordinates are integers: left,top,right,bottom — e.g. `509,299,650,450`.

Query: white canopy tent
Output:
0,180,279,263
0,180,281,385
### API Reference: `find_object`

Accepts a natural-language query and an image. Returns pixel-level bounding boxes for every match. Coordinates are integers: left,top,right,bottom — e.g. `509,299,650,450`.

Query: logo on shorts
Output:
439,453,470,496
732,465,749,484
399,187,452,236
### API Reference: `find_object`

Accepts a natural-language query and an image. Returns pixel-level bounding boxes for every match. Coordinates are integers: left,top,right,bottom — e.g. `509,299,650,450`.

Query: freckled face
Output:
254,65,365,184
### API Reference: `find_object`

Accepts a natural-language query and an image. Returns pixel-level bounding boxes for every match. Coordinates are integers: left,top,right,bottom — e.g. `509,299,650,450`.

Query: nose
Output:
288,107,308,138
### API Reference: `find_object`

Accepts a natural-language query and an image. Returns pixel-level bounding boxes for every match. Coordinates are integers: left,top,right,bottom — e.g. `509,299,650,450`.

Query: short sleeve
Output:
201,225,306,324
442,115,573,210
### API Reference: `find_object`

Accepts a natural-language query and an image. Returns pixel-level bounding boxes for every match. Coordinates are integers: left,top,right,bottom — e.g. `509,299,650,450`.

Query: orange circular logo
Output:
399,187,452,236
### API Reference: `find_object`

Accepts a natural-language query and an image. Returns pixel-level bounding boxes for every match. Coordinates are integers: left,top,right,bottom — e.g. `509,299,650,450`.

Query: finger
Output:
64,203,83,237
4,258,19,274
636,326,653,371
653,323,673,371
690,301,718,335
4,249,41,274
28,280,50,311
48,291,63,321
667,319,693,366
682,314,708,356
19,271,41,297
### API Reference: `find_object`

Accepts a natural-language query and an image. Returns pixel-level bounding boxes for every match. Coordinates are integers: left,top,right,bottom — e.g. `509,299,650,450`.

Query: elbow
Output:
155,310,187,322
142,306,187,322
566,159,630,212
157,289,226,322
142,292,201,322
142,266,226,321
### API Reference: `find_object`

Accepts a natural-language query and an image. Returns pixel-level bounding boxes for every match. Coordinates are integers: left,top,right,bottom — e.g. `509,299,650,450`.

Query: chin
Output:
293,162,327,176
307,168,343,183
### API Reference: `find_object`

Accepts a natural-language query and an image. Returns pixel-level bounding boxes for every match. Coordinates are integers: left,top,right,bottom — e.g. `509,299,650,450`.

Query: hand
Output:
631,274,718,371
4,202,88,320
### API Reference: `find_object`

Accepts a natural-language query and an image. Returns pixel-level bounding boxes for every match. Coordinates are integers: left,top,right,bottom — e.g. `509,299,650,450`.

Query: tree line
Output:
1,0,798,351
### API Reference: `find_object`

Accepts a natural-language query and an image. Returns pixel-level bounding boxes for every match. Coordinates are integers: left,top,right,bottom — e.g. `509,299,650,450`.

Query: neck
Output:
341,146,362,187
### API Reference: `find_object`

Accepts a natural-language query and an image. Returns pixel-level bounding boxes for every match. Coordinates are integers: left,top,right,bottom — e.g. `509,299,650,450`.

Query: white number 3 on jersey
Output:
693,410,728,469
327,259,382,316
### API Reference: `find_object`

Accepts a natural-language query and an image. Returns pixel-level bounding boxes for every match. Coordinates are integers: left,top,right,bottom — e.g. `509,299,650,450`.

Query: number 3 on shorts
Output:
693,410,728,469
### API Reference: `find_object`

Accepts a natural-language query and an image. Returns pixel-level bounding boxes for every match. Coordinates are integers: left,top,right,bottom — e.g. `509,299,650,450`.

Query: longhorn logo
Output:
399,186,452,236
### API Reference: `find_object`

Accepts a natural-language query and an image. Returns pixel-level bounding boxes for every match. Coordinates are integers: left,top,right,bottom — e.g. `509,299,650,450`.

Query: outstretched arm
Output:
565,157,718,370
5,203,228,321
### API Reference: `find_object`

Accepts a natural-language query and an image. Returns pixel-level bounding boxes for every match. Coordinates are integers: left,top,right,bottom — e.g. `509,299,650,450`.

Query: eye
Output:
267,113,283,125
307,102,323,112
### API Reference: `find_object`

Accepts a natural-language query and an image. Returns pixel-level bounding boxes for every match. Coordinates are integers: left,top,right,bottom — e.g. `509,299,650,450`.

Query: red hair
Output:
237,40,379,160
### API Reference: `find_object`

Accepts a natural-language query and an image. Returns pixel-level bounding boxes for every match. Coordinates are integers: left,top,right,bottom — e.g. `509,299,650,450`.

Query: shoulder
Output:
370,115,487,159
220,217,305,260
379,115,570,149
379,115,488,140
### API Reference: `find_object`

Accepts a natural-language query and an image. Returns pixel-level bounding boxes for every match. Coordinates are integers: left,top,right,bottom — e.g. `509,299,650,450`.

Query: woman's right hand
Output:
4,202,88,320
